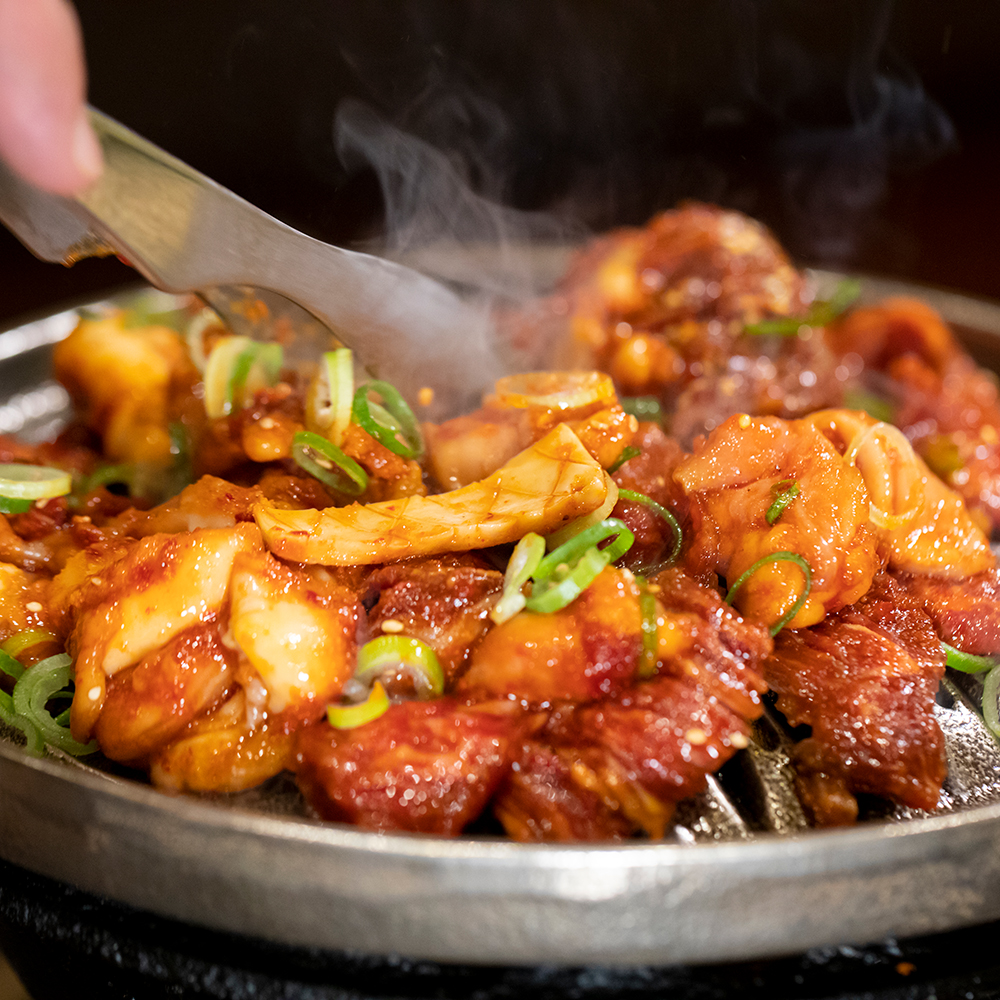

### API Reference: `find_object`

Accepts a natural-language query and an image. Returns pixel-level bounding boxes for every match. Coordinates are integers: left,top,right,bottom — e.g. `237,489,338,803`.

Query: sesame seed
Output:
738,414,751,429
258,416,276,430
728,731,749,749
380,619,405,633
90,577,103,586
685,728,708,745
88,686,101,701
25,602,42,612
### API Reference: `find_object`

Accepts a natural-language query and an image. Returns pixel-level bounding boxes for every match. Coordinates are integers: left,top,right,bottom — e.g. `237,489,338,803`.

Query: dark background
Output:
1,0,1000,326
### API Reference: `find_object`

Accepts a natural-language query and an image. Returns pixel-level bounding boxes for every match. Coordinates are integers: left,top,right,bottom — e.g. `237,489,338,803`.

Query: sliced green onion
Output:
942,643,997,674
0,628,58,656
307,349,354,445
608,445,641,474
526,518,634,614
0,648,24,682
352,380,424,459
765,479,800,525
2,630,57,660
203,336,283,418
77,463,138,495
638,586,659,680
183,307,221,373
842,388,895,424
724,551,812,636
0,497,33,515
291,430,368,496
0,464,71,501
491,533,545,625
616,488,682,570
825,277,863,317
984,666,1000,739
526,545,611,615
11,653,97,756
0,689,42,755
620,396,663,425
745,278,862,336
327,680,390,730
354,635,445,699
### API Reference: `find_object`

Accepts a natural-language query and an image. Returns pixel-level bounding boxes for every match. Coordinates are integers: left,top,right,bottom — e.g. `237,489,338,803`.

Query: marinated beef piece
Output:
896,568,1000,656
648,566,770,720
496,677,752,841
492,569,769,842
363,555,503,686
295,699,536,835
764,574,947,826
827,297,1000,532
611,422,691,575
458,566,641,706
512,203,845,442
493,741,635,842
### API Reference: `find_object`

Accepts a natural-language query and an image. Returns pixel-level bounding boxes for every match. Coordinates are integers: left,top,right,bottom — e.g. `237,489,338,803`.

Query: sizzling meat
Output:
764,574,947,826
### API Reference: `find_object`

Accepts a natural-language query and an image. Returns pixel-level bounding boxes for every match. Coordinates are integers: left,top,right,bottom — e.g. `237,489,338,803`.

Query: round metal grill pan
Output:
1,276,999,967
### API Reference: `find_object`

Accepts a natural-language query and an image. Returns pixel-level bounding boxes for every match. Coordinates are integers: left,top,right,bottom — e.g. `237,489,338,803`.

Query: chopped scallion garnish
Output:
765,479,800,525
942,643,996,674
291,430,368,496
984,666,1000,739
9,653,96,757
0,464,71,502
327,681,390,730
745,278,862,336
608,445,641,474
491,533,545,625
616,488,682,572
638,585,659,679
620,396,663,425
526,518,634,614
724,551,812,636
352,380,423,459
354,635,445,699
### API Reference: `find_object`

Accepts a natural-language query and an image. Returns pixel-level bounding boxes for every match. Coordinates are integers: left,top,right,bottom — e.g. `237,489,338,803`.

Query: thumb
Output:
0,0,102,196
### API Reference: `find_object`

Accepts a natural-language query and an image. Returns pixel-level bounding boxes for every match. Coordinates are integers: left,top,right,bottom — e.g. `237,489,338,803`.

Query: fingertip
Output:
71,113,103,188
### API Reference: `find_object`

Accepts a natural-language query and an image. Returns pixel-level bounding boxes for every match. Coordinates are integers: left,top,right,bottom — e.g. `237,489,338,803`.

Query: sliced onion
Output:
492,371,616,411
0,464,71,501
843,422,921,529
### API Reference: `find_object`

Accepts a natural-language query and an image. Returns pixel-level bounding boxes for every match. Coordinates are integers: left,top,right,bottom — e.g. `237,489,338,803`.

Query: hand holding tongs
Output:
0,109,503,414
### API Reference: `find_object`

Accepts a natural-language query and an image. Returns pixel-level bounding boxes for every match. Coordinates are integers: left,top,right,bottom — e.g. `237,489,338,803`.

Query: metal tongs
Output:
0,108,503,414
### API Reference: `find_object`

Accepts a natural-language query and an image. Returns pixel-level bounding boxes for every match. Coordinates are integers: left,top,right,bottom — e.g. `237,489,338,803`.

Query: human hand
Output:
0,0,102,195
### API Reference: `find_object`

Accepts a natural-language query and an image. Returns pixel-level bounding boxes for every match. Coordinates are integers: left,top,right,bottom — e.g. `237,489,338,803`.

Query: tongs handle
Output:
0,109,502,408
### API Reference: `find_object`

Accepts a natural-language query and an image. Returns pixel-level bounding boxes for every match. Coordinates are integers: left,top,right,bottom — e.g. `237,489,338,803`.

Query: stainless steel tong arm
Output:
0,109,502,407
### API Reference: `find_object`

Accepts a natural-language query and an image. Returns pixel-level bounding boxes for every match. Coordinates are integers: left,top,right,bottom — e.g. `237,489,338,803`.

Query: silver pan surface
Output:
1,275,1000,968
